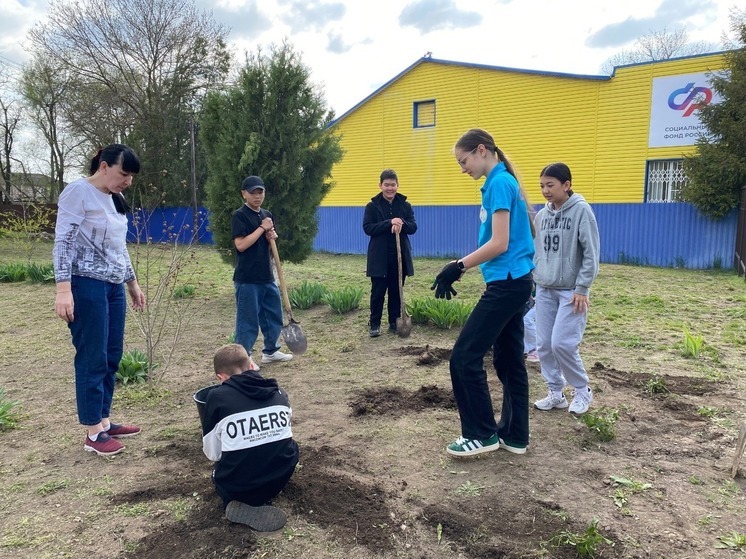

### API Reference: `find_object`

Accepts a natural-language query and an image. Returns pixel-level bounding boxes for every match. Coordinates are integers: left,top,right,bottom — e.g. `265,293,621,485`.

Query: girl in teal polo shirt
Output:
432,128,535,457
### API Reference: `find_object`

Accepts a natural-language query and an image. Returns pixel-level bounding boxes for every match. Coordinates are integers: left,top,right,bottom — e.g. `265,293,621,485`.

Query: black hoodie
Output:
202,371,299,500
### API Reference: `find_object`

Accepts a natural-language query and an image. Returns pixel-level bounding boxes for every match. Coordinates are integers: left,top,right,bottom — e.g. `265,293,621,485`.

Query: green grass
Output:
580,407,619,442
545,518,613,558
0,388,20,430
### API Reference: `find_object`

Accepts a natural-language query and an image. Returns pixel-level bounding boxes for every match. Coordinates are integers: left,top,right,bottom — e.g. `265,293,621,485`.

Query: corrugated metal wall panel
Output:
593,203,737,268
313,205,482,258
313,203,737,269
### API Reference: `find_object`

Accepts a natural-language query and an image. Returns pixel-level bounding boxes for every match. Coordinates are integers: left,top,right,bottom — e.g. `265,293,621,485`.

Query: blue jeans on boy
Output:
234,282,283,357
449,274,533,446
68,275,126,426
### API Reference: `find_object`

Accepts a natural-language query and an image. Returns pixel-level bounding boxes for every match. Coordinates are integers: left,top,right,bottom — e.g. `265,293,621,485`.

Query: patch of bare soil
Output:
3,296,745,559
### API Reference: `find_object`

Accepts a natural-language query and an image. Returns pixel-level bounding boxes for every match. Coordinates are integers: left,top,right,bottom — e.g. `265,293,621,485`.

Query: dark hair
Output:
540,162,574,196
90,144,140,214
455,128,536,237
380,168,398,183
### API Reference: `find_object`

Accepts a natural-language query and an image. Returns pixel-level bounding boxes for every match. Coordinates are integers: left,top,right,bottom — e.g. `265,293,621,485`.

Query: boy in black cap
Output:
231,176,293,369
202,343,299,531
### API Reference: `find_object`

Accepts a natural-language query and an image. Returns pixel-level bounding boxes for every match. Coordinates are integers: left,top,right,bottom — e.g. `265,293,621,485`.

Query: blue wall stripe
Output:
132,203,737,270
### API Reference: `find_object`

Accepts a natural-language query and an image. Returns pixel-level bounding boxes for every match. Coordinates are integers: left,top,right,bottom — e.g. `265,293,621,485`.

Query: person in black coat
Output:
362,169,417,337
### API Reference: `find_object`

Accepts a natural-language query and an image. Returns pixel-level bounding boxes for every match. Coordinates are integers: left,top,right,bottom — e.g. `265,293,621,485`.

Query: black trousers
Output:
369,264,405,328
214,468,295,508
449,273,533,446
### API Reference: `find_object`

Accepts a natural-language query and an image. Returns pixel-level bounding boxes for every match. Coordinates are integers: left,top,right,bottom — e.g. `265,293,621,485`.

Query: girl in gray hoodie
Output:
532,163,600,415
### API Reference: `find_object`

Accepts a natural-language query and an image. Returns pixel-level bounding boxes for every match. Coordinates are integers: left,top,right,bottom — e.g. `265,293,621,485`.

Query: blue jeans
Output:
234,282,283,356
449,273,533,446
68,275,126,426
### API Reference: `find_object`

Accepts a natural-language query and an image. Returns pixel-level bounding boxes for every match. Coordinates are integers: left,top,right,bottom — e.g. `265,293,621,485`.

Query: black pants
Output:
449,273,533,446
369,264,404,328
214,468,295,508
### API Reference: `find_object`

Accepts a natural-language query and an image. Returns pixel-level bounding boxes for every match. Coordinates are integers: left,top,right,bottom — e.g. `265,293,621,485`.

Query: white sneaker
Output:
534,390,569,411
248,355,260,372
569,387,593,416
261,350,293,364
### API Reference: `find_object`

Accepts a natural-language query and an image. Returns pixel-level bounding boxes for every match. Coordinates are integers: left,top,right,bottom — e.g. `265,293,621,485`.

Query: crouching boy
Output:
202,343,299,531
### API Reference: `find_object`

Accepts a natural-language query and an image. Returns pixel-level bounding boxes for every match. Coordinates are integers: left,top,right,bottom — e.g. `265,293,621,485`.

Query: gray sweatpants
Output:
534,286,590,392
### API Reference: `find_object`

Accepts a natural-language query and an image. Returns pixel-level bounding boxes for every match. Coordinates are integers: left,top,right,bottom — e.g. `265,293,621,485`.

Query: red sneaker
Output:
107,423,141,438
84,432,124,456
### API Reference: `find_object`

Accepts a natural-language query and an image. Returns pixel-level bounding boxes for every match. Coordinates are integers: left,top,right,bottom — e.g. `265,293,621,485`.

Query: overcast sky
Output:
0,0,738,117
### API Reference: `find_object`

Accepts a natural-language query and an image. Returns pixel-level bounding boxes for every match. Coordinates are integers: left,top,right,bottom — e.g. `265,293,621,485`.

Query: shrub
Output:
0,388,20,430
116,349,155,385
405,298,432,325
172,284,196,299
324,286,364,314
26,262,55,283
406,298,474,329
289,281,327,309
0,262,27,282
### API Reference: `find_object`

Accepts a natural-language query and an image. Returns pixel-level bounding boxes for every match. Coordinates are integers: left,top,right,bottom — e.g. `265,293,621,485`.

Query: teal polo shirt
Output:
478,162,535,282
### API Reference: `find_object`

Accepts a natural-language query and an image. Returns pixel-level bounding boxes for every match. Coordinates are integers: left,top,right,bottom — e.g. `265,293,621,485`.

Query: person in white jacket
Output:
532,163,600,416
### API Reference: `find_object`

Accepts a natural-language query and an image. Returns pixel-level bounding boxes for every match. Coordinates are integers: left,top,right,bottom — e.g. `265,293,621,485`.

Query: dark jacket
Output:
363,192,417,278
202,371,299,501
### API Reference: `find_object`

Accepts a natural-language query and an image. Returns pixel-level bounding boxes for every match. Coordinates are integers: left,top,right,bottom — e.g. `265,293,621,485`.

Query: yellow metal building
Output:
324,53,727,207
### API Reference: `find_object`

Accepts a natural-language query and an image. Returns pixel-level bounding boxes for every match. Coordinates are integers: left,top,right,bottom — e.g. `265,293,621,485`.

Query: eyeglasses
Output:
457,147,478,168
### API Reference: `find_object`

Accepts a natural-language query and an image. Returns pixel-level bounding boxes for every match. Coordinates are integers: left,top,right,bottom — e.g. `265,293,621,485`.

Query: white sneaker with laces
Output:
569,387,593,416
534,390,569,411
248,355,260,372
261,350,293,364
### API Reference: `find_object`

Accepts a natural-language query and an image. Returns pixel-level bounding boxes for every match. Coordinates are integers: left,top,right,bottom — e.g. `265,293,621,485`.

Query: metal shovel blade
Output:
282,320,307,355
396,314,412,338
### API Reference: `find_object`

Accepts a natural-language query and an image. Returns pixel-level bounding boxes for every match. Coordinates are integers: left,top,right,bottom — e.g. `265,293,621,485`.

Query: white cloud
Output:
0,0,736,117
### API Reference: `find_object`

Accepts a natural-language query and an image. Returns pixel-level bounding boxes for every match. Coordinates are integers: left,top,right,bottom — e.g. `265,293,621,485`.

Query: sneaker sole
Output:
498,438,527,455
446,443,500,457
533,401,569,411
108,430,141,438
84,444,124,456
225,501,287,531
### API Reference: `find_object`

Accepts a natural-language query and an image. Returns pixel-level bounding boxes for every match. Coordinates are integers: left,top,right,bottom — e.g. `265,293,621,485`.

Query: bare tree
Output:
0,71,23,204
28,0,231,206
601,28,718,74
21,56,87,201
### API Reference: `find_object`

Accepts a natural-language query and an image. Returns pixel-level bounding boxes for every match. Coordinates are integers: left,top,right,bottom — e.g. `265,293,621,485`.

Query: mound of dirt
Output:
349,384,456,416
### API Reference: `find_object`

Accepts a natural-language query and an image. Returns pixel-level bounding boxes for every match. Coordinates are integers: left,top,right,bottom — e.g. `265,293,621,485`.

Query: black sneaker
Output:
225,501,287,531
388,323,397,333
369,325,381,337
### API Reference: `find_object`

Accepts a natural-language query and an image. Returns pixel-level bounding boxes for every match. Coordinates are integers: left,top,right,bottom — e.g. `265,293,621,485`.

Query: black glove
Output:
431,280,457,300
430,261,462,300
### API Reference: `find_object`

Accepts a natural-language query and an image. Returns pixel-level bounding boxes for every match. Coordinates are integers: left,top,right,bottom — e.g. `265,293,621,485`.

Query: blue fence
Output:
134,203,737,269
127,206,213,244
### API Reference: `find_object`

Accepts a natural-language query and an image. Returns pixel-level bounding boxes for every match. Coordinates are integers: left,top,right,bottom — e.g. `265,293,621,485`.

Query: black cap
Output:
241,176,265,192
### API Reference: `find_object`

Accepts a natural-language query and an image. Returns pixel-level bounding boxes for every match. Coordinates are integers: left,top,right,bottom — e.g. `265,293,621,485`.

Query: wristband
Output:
457,259,466,271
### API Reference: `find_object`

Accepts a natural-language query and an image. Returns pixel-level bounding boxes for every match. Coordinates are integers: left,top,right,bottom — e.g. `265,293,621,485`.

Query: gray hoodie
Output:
533,193,600,296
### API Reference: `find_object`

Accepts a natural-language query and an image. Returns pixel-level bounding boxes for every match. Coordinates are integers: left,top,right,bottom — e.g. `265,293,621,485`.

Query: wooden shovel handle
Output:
268,237,294,322
396,232,405,314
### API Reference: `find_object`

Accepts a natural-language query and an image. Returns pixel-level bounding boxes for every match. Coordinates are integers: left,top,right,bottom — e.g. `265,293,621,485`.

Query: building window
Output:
413,100,435,128
646,159,689,202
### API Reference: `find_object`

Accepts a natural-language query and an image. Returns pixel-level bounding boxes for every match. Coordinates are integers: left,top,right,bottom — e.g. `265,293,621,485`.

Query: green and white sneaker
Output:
446,434,499,457
498,437,528,455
